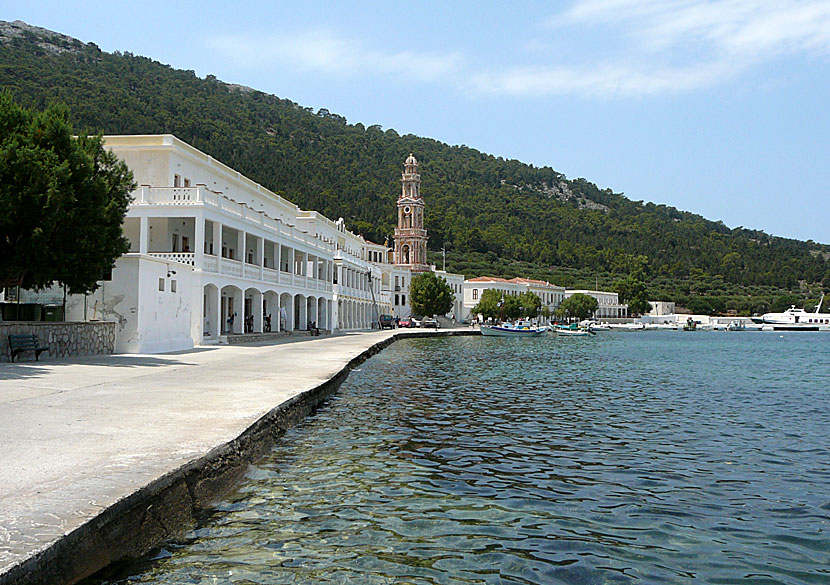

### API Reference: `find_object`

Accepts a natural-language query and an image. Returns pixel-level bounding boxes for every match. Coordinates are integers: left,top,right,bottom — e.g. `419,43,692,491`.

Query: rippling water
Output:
92,332,830,584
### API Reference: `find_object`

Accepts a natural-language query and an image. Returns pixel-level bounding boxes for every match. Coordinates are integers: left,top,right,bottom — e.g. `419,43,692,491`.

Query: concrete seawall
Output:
0,329,477,585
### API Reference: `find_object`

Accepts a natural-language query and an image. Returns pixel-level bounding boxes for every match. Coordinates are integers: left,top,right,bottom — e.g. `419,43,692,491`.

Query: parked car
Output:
410,317,422,328
421,317,438,329
398,317,413,328
379,314,396,329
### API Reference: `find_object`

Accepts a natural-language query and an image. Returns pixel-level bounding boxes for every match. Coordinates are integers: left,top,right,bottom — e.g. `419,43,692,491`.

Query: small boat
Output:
553,323,594,336
682,318,697,331
480,321,547,337
556,327,591,337
608,322,647,331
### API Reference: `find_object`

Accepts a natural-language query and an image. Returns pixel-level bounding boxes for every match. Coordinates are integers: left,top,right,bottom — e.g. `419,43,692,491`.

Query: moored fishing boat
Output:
480,322,547,337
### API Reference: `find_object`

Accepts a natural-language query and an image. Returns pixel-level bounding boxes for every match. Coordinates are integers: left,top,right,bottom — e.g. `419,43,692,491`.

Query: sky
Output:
3,0,830,243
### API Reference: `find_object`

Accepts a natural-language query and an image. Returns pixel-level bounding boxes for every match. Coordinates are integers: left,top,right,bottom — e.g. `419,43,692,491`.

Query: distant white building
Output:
648,301,676,316
564,290,628,318
462,276,565,323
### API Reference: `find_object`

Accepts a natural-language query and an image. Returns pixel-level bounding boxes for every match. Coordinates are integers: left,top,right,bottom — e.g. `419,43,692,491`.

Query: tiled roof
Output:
466,276,512,283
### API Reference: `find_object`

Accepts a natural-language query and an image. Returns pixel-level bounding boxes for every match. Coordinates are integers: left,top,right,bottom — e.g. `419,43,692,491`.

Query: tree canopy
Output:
409,271,454,317
0,94,134,293
556,293,599,320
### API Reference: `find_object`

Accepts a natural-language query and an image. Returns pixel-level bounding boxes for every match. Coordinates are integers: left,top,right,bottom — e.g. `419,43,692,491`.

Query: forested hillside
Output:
1,21,827,313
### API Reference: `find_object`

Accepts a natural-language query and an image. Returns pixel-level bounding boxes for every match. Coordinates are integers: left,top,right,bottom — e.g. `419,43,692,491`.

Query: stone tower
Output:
394,153,430,272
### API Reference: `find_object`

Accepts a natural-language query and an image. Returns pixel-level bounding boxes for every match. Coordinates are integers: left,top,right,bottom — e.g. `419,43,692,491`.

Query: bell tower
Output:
394,153,429,272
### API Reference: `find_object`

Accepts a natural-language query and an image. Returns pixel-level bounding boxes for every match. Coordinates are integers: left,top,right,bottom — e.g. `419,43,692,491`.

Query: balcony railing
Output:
244,264,260,280
221,258,243,277
132,187,334,254
148,252,195,266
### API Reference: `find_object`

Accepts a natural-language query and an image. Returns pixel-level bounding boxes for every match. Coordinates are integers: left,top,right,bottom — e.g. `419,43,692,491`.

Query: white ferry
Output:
752,295,830,331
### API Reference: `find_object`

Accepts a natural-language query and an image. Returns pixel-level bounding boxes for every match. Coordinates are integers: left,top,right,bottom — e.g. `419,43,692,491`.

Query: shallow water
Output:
92,331,830,584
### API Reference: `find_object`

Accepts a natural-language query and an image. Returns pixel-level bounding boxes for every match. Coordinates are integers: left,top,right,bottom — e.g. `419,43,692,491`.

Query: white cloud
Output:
207,29,464,85
483,0,830,97
206,2,830,99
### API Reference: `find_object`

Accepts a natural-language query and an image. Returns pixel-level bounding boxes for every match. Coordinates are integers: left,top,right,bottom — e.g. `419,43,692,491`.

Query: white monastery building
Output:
46,136,463,353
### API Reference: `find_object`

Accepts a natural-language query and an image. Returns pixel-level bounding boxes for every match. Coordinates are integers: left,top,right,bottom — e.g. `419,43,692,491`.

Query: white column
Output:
213,288,222,338
194,213,204,270
232,293,243,334
139,216,149,254
253,291,263,333
257,237,265,279
212,221,221,258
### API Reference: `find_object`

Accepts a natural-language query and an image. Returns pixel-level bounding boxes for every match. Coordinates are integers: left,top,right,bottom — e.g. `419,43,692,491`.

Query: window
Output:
472,289,479,300
174,174,181,187
183,178,191,187
171,280,177,293
401,295,406,305
395,294,399,306
158,278,165,292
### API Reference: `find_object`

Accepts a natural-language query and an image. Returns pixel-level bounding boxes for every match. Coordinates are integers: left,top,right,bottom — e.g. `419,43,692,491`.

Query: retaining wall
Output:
0,322,116,363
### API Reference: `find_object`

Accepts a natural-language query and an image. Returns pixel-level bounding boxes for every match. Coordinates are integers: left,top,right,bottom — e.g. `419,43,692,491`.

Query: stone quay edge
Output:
0,328,478,585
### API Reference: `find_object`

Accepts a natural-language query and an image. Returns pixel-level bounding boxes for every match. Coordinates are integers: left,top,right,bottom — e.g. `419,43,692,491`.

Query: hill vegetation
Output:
1,20,827,314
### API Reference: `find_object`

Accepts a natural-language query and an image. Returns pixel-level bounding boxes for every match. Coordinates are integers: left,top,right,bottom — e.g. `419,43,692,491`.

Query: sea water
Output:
90,331,830,584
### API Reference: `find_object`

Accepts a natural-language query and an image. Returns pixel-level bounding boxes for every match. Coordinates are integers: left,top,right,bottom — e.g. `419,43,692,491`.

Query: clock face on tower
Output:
404,206,411,214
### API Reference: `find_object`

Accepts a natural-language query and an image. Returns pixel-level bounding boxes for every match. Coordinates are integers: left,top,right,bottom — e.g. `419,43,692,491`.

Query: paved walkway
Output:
0,329,414,577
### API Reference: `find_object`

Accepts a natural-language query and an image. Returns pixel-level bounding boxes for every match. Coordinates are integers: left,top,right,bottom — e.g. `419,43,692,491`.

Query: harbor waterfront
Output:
86,331,829,584
0,329,474,585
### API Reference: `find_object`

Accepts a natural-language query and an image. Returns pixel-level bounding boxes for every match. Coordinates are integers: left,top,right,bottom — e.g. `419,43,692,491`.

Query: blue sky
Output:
4,0,829,243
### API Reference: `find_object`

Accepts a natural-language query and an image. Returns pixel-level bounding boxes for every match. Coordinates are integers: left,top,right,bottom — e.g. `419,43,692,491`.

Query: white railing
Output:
148,252,195,266
203,255,218,272
132,188,336,254
221,258,243,277
263,267,278,283
244,264,260,280
279,272,292,285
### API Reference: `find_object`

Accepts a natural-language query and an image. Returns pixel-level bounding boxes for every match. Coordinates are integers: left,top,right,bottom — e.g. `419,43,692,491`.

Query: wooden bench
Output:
8,334,49,362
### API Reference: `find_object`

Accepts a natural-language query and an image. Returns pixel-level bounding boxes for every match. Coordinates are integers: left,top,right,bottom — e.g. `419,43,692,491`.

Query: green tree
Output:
556,293,599,320
503,295,522,320
519,291,542,318
0,95,134,293
410,271,454,317
613,273,652,316
471,288,502,320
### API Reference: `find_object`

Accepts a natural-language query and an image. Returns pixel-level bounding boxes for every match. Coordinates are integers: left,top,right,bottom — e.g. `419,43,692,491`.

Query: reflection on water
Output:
92,332,830,584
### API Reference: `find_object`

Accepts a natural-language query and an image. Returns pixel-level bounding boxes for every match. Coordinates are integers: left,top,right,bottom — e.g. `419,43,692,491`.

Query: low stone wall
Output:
0,322,116,363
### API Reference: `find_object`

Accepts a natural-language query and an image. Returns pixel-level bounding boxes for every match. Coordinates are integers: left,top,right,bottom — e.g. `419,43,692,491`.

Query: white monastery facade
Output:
39,137,464,353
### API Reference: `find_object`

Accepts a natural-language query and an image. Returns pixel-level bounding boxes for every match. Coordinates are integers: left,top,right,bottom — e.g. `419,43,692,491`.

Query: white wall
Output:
71,255,195,353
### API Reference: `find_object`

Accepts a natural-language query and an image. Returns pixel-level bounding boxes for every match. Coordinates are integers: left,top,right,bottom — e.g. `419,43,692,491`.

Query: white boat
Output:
480,322,547,337
579,320,611,331
752,294,830,331
556,327,592,337
608,322,647,331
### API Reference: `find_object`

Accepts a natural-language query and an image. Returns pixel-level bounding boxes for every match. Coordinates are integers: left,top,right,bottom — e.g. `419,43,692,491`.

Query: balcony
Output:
148,252,195,266
131,187,335,255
